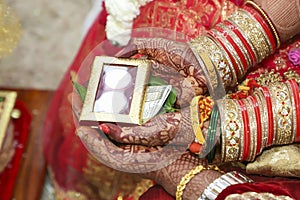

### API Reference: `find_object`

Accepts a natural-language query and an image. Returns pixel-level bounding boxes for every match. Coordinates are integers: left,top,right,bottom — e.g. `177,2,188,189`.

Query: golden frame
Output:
80,56,151,125
0,91,17,150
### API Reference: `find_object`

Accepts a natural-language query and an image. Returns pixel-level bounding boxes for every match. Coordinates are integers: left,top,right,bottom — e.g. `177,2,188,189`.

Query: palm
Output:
72,37,212,198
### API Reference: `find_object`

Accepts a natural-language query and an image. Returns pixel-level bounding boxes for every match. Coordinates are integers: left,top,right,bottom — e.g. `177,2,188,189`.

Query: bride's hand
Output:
120,37,208,106
71,91,194,148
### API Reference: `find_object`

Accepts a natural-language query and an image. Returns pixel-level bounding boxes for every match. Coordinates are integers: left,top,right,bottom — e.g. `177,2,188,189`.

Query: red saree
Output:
43,0,300,199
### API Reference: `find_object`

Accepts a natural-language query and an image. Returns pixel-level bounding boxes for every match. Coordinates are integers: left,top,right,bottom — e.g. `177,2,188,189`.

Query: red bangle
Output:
237,99,250,160
207,31,240,80
245,0,280,49
261,86,274,146
287,80,300,142
242,6,276,53
248,95,262,155
214,26,248,72
223,20,257,66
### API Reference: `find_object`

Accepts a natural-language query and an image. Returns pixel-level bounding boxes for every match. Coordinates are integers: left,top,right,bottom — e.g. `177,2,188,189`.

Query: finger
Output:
132,37,208,97
76,126,185,173
99,107,194,148
100,111,181,146
132,37,191,67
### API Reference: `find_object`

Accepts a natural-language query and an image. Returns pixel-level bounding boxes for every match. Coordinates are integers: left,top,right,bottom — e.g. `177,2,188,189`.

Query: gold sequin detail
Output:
256,70,283,86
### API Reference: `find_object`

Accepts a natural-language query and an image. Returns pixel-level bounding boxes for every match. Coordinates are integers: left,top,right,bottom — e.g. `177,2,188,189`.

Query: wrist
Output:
176,165,223,200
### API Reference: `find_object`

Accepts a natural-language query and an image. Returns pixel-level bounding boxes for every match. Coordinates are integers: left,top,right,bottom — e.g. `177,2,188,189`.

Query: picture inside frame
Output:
80,56,151,125
93,64,137,115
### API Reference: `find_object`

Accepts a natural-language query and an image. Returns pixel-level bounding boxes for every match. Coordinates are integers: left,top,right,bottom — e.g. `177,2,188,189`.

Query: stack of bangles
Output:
219,79,300,162
181,1,299,199
189,0,280,91
188,0,288,157
180,79,300,199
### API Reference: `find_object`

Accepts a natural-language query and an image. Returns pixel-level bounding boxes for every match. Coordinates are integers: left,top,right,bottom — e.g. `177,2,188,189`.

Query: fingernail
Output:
99,124,110,134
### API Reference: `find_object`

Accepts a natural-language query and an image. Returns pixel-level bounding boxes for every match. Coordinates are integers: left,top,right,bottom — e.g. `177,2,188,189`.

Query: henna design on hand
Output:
76,126,188,173
132,38,208,104
72,88,195,148
143,153,222,200
100,107,194,147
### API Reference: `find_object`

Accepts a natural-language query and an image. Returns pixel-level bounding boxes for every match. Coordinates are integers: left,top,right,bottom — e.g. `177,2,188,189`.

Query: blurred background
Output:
0,0,95,90
0,1,102,199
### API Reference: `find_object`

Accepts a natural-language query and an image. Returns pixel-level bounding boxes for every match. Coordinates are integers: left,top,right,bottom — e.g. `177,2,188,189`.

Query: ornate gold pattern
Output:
256,69,283,86
221,99,242,162
253,89,269,149
285,80,297,143
210,29,245,79
189,36,236,87
245,0,281,49
284,69,300,84
135,0,237,39
227,9,270,63
270,83,293,145
218,23,252,68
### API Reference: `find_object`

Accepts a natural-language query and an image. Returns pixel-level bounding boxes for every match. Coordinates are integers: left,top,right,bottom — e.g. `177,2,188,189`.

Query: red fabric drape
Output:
0,100,31,200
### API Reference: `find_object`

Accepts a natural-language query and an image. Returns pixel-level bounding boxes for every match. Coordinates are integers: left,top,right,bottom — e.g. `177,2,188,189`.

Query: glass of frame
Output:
80,56,151,125
0,91,17,151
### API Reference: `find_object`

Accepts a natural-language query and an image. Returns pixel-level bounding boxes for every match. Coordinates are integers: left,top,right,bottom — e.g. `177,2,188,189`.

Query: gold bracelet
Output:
240,9,273,55
220,99,242,162
245,0,281,49
176,165,222,200
189,36,236,88
270,83,293,145
210,29,245,80
227,9,270,63
218,23,252,69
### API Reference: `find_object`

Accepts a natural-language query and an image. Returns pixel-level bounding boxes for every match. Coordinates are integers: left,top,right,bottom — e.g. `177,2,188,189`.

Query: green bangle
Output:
206,105,219,163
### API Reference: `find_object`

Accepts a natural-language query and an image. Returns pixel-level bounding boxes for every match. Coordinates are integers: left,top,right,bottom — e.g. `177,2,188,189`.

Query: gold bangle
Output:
245,0,281,49
218,23,253,69
220,99,242,162
270,83,293,145
227,9,270,63
176,165,223,200
189,36,236,88
240,9,273,55
210,29,245,80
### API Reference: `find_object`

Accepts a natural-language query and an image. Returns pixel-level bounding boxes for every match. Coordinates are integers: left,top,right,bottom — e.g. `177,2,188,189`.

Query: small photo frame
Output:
80,56,151,125
0,91,17,150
